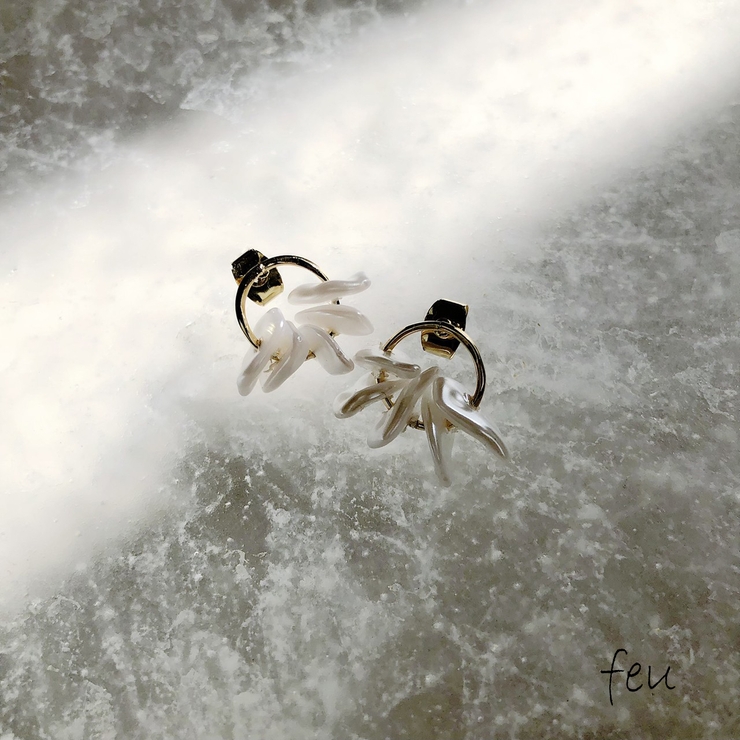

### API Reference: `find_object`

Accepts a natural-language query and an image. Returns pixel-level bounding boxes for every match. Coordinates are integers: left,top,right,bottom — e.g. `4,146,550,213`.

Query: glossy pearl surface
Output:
237,273,372,395
335,348,508,484
288,272,371,303
294,304,373,336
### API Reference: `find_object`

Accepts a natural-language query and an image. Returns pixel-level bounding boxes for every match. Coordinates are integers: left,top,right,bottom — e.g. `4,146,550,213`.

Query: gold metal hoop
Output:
382,321,487,409
376,299,487,431
233,251,330,349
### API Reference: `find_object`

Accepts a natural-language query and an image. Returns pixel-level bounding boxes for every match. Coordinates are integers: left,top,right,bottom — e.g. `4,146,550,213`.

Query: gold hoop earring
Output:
232,249,372,395
334,299,508,485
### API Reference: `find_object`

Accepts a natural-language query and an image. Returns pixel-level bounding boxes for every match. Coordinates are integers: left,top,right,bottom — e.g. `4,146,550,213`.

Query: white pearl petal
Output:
368,366,439,448
288,272,371,304
236,309,288,396
432,376,509,460
253,307,285,339
294,304,373,336
261,322,306,392
299,325,354,375
354,347,420,379
421,385,455,486
333,378,406,419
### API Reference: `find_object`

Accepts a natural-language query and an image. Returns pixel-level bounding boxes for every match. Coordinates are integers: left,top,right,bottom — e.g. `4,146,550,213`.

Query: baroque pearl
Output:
294,304,373,336
237,309,289,396
334,348,509,484
432,376,508,461
261,322,306,393
367,367,439,448
299,325,354,375
421,385,455,486
288,272,371,304
333,378,406,418
354,347,421,379
237,271,373,395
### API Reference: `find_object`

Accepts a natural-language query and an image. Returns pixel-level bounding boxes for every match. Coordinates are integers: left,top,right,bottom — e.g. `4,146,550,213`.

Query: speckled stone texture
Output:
1,108,738,739
0,1,739,738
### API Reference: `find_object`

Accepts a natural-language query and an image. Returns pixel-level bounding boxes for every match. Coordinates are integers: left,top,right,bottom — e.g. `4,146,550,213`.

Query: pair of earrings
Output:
231,249,509,485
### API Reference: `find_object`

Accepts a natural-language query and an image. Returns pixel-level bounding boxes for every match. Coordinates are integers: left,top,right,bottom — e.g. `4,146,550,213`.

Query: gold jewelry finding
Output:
333,298,507,483
232,249,330,349
379,299,486,429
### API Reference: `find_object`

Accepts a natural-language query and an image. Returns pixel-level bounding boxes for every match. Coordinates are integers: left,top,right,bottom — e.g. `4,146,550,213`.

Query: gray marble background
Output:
1,1,738,738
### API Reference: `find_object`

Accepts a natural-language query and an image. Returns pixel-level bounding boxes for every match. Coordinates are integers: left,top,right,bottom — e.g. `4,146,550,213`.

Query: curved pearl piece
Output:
299,325,354,375
237,308,289,396
421,385,455,486
254,306,286,339
368,367,439,448
261,322,307,392
354,347,420,379
294,304,373,336
432,376,509,460
333,378,406,419
288,272,371,304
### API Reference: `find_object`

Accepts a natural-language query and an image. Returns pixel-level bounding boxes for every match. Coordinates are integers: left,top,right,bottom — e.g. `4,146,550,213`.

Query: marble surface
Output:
1,1,739,737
